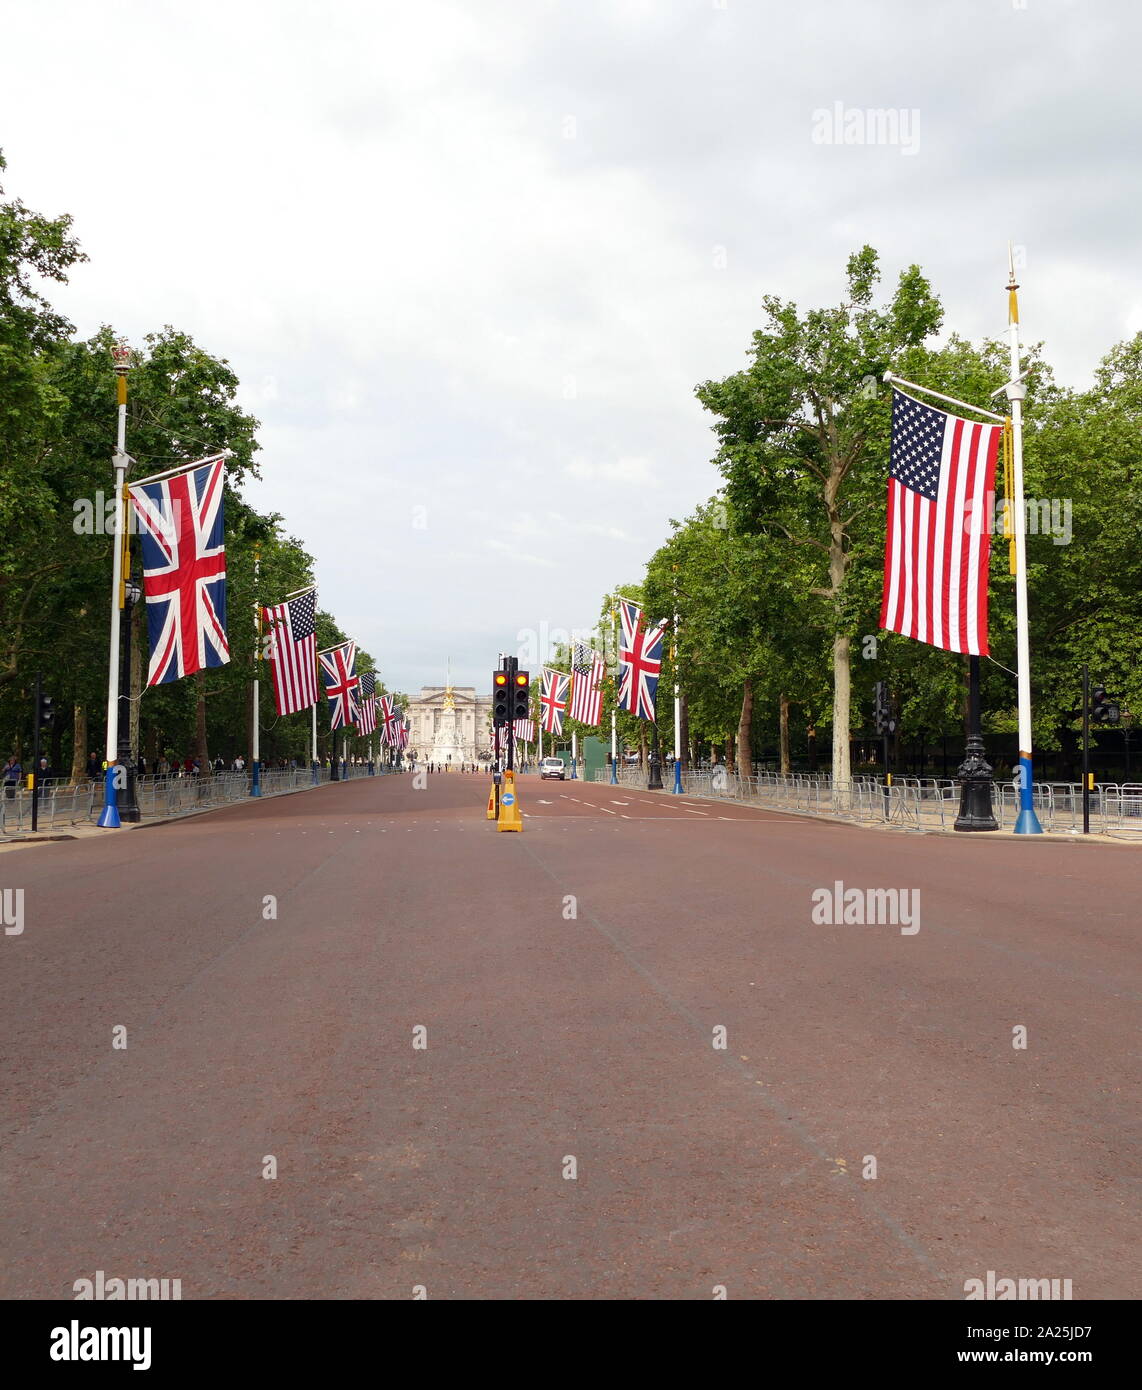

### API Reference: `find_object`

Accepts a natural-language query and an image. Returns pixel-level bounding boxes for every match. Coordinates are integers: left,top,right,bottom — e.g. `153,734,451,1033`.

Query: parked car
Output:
540,757,567,780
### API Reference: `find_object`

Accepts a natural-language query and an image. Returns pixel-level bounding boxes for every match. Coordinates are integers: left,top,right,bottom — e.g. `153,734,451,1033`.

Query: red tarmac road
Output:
0,771,1137,1300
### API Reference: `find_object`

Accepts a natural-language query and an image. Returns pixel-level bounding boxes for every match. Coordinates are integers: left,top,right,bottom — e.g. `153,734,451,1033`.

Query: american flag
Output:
880,389,1001,656
357,670,377,735
618,599,666,721
128,455,230,686
263,589,317,716
539,667,570,735
318,641,360,729
570,642,605,725
513,717,536,744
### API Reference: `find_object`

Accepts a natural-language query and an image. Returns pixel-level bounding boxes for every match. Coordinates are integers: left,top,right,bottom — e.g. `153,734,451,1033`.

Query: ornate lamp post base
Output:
954,736,998,831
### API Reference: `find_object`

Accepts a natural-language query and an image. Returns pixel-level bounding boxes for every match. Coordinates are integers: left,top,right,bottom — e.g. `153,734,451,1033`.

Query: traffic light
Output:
1091,686,1120,725
873,682,897,736
512,671,530,721
36,692,54,729
492,670,510,725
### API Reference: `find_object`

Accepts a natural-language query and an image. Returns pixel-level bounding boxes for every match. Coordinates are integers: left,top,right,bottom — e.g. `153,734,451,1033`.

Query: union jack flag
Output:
357,670,377,735
380,695,401,746
128,455,230,686
318,641,360,730
618,599,666,721
539,667,570,735
570,642,605,725
396,715,410,750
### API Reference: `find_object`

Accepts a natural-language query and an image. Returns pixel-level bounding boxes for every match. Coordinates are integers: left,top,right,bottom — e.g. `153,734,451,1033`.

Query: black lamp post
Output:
647,694,664,790
117,572,142,822
955,655,997,831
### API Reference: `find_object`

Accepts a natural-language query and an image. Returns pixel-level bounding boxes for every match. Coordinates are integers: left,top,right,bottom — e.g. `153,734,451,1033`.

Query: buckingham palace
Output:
405,685,493,764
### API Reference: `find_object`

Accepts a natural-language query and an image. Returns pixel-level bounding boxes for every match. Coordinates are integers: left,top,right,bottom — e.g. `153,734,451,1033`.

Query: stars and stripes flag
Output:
262,588,317,716
513,717,536,744
618,599,667,721
127,454,230,686
357,670,377,735
570,642,605,725
539,667,571,735
879,389,1002,656
318,640,360,730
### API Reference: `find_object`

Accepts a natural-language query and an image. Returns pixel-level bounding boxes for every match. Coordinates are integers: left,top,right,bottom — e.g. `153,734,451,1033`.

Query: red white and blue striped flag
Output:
513,717,536,744
357,670,377,735
880,389,1001,656
570,642,605,725
128,455,230,686
263,588,317,716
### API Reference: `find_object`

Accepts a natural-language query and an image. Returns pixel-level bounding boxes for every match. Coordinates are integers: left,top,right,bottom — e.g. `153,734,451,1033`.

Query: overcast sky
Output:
4,0,1139,695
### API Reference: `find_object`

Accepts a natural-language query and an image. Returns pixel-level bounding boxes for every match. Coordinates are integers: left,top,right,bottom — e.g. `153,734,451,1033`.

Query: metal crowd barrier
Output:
0,762,404,836
588,767,1139,837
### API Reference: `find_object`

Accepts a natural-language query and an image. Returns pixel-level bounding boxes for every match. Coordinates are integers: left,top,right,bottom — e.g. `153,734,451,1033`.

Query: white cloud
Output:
3,0,1140,692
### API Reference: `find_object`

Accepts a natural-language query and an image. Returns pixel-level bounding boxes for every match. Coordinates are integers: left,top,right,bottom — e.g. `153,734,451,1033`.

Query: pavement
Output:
0,770,1136,1300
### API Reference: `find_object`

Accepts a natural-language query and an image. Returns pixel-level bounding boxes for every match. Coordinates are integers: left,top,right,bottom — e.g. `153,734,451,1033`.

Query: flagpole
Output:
1005,248,1043,834
98,343,134,829
251,544,262,796
571,729,578,779
610,598,619,784
311,701,318,783
672,568,683,794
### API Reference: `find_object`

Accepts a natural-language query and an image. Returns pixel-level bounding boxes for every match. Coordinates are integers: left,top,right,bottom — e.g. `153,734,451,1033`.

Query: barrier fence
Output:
0,762,402,836
590,767,1142,838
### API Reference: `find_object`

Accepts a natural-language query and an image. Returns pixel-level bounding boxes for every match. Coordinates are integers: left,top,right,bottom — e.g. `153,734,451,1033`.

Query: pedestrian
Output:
3,755,22,799
191,758,202,776
37,755,53,781
232,754,246,773
136,756,147,779
213,755,224,774
85,752,100,781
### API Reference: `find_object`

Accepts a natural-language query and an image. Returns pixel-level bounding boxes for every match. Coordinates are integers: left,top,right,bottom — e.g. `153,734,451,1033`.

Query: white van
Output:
540,757,566,781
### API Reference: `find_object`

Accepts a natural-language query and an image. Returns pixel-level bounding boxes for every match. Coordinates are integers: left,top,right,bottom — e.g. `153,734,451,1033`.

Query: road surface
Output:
0,772,1136,1299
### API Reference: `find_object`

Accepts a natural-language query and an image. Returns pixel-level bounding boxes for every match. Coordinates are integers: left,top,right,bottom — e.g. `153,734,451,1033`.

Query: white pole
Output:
251,546,261,795
1006,248,1042,833
610,597,619,781
882,371,1005,423
103,382,129,764
98,347,134,829
672,577,683,793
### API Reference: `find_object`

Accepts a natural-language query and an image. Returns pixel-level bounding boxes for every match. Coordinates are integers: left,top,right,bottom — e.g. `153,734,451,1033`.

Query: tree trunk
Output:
725,735,735,774
195,670,209,767
779,692,791,777
831,631,851,795
70,704,87,783
736,678,753,777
